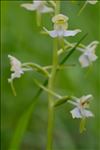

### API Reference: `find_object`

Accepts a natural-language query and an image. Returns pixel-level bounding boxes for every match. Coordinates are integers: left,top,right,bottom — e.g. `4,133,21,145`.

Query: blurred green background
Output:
1,1,100,150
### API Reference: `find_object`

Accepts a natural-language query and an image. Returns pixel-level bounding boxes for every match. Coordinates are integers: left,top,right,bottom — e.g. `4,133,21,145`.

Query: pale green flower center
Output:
52,14,69,30
54,23,68,30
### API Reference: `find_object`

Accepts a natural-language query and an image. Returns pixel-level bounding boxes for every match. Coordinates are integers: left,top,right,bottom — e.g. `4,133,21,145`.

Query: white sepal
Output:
87,0,98,4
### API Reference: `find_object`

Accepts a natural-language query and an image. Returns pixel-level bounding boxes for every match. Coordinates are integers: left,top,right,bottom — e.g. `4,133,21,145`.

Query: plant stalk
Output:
47,2,61,149
47,38,58,150
55,0,60,15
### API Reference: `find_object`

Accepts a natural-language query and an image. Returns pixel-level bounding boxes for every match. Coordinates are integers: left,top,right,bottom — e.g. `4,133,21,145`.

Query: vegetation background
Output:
1,0,100,150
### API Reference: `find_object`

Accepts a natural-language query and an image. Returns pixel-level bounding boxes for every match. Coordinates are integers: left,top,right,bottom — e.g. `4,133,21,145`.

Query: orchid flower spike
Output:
78,41,99,68
47,14,81,38
68,94,94,119
21,0,53,13
86,0,98,4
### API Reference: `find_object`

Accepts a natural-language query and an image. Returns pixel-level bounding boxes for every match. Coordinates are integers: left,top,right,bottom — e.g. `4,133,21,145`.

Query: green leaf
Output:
9,80,47,150
9,102,35,150
54,96,70,107
9,79,48,150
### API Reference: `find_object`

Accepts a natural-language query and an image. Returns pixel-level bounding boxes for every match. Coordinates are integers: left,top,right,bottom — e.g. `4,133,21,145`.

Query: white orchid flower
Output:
68,95,94,119
78,41,99,68
21,0,53,13
86,0,98,4
8,55,25,96
8,55,26,82
47,14,81,38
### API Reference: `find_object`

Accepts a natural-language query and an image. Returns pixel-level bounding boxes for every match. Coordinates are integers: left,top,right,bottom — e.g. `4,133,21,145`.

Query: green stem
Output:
22,62,49,77
10,81,16,96
55,0,61,15
47,2,60,149
47,38,58,150
78,2,87,15
36,11,41,27
33,79,61,99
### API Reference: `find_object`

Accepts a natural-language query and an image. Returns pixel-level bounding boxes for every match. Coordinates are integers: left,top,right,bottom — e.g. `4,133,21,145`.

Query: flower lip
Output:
52,14,69,24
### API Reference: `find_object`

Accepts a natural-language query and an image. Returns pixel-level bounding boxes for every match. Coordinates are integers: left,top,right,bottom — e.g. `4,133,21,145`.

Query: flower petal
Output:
49,30,58,38
8,55,24,82
40,6,53,13
79,54,90,67
87,0,98,4
57,30,65,37
81,95,93,102
21,4,36,11
89,53,98,61
70,107,82,118
8,55,22,70
82,109,94,117
87,41,99,49
64,29,81,37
